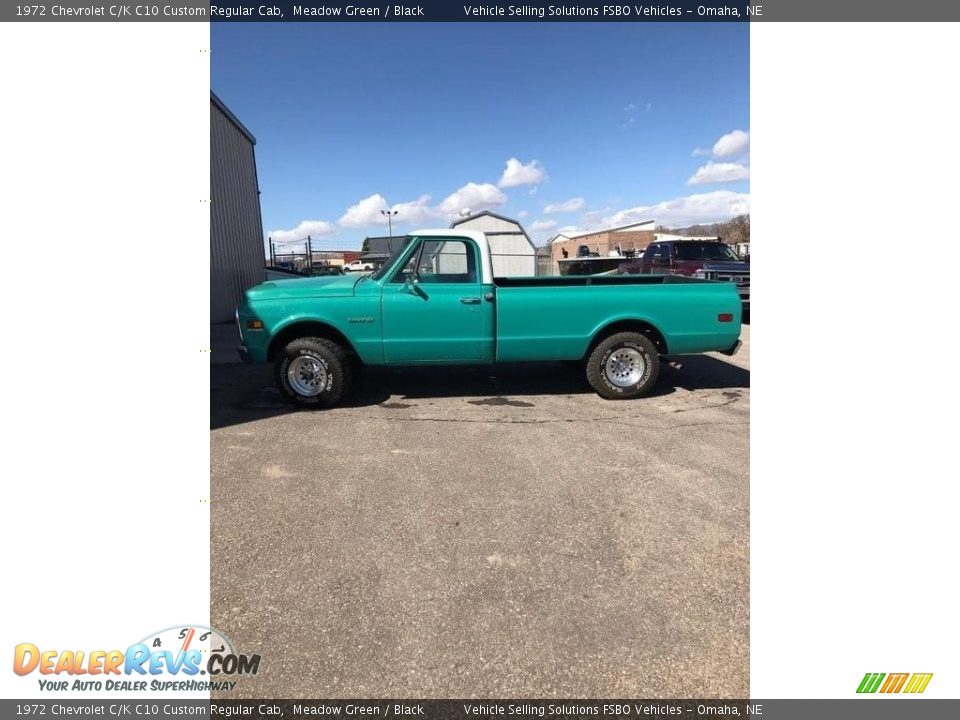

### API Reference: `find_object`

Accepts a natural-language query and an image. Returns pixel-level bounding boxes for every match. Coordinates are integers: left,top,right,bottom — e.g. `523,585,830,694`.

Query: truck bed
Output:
493,273,740,361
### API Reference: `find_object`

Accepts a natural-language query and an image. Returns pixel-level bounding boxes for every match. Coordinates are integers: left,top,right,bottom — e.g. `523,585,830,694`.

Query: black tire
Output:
585,331,660,400
275,337,352,408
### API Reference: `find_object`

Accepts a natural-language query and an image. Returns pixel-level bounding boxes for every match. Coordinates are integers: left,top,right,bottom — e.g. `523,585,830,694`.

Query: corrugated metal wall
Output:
452,215,537,277
210,98,265,323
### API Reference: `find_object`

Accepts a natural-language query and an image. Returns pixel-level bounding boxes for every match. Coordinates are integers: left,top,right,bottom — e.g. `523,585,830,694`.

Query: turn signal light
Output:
247,319,264,330
718,313,733,323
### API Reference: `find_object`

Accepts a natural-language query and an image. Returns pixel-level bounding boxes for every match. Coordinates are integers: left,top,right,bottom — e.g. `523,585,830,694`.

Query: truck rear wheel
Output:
586,332,660,400
275,337,352,408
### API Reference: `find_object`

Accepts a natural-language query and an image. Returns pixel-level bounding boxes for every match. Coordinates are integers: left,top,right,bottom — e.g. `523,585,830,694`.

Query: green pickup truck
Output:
236,229,742,408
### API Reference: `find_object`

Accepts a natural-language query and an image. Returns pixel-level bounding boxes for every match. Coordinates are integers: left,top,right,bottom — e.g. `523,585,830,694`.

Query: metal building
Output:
210,92,266,323
450,211,538,276
360,235,410,267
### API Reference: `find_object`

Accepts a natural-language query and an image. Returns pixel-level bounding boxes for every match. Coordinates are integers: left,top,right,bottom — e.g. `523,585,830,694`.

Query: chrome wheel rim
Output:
604,347,646,388
287,355,328,397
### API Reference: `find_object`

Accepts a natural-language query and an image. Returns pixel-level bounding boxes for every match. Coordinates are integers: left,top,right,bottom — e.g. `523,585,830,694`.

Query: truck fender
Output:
587,316,669,356
266,316,365,363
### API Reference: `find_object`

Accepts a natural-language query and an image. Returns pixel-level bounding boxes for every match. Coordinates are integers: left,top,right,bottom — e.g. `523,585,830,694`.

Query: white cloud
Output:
389,194,435,226
337,182,508,231
688,162,750,186
268,219,338,244
543,197,585,214
693,129,750,159
437,182,507,217
338,193,392,229
607,191,750,228
712,129,750,158
498,158,546,188
530,219,558,233
516,210,529,219
338,193,436,229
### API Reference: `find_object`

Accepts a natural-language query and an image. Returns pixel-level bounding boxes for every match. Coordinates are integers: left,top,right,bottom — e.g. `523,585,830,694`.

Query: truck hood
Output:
245,274,361,301
701,261,750,273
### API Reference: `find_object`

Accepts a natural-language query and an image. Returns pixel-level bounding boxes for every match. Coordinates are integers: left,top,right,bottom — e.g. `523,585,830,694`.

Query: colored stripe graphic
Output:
858,672,933,694
904,673,933,694
857,673,885,693
880,673,909,693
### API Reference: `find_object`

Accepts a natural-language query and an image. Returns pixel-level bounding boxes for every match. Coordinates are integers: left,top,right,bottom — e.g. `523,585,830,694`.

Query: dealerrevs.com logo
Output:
13,625,260,693
857,672,933,694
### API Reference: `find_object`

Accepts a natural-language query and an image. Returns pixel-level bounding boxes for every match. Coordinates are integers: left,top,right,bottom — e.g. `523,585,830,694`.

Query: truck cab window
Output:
674,242,740,262
392,239,477,283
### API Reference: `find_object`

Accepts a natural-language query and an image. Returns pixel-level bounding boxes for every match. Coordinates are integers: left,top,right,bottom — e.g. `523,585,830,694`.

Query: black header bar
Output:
2,699,960,720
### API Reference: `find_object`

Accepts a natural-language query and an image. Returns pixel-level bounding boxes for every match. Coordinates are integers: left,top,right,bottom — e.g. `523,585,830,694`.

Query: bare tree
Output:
665,215,750,245
724,215,750,245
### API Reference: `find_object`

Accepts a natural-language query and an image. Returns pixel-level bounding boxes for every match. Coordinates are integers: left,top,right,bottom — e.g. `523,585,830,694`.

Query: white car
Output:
343,260,374,273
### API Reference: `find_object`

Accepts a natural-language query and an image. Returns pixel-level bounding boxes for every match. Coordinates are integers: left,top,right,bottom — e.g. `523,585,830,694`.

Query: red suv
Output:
620,240,749,309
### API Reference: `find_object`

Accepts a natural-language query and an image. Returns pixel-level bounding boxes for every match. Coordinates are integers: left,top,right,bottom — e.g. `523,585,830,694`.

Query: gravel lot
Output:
210,326,749,698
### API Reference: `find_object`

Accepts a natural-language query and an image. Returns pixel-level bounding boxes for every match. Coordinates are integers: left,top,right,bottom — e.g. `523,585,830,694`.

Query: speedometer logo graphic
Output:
134,624,259,677
138,625,235,675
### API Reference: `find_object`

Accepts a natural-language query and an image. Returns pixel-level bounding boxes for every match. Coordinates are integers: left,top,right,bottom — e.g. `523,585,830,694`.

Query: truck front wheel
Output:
586,332,660,400
275,337,352,408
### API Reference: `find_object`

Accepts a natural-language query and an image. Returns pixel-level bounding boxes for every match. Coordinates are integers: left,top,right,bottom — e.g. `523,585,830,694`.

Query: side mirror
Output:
404,273,425,297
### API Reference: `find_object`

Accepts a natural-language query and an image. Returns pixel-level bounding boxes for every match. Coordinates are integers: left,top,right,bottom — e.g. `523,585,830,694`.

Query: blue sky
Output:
212,23,749,253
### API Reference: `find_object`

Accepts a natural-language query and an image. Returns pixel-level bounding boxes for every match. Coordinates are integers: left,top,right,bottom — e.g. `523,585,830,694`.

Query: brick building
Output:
549,220,656,265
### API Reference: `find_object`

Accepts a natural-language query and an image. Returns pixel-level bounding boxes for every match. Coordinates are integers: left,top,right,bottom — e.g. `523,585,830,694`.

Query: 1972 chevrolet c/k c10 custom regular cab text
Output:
237,230,743,408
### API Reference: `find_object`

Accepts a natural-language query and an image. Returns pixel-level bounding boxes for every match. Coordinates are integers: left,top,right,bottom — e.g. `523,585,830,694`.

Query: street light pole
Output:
380,209,398,237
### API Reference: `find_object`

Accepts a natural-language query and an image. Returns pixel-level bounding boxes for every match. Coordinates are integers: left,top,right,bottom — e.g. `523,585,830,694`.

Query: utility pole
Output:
380,209,398,237
269,236,275,266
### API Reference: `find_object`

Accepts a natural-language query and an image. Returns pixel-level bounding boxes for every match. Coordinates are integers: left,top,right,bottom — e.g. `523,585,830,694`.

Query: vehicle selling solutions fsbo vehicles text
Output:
462,5,686,18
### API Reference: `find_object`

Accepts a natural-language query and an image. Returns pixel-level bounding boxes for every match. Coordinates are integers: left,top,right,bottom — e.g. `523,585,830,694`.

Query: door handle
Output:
459,297,481,304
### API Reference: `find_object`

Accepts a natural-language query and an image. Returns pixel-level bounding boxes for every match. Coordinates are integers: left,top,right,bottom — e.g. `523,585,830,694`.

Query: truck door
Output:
381,237,485,362
639,243,653,272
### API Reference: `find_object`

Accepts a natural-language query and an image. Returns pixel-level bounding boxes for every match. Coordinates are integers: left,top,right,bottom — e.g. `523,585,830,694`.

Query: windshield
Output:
674,242,740,262
369,236,414,281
